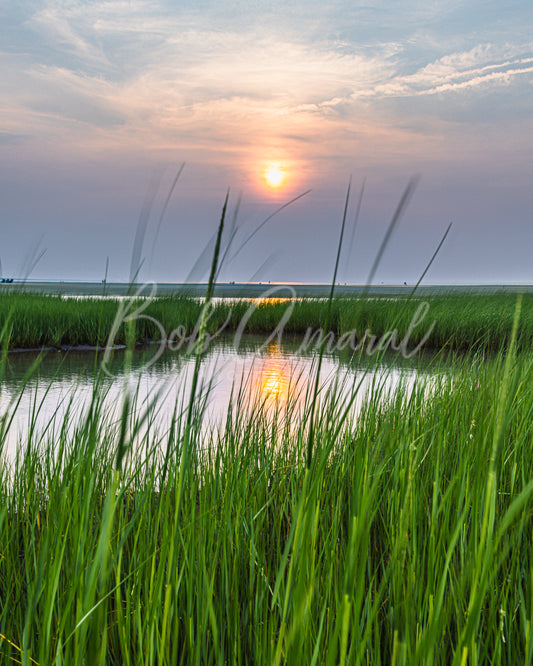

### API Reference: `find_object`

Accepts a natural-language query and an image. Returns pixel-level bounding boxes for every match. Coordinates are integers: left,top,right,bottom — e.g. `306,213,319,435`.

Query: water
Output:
0,334,438,461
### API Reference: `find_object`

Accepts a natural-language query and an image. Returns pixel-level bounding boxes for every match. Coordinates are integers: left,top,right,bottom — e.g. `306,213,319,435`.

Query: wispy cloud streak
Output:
0,1,531,171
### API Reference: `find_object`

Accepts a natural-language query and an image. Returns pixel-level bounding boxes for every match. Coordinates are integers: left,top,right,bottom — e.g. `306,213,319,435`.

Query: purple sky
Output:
1,1,532,284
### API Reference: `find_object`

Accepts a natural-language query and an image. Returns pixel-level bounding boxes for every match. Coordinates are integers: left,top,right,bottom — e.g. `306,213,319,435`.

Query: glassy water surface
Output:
0,334,440,460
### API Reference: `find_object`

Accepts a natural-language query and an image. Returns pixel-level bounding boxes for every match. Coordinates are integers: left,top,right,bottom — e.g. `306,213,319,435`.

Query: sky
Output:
1,0,532,284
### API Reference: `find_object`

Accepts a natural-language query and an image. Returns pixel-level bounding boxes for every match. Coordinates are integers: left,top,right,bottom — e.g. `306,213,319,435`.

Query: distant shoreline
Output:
2,281,533,298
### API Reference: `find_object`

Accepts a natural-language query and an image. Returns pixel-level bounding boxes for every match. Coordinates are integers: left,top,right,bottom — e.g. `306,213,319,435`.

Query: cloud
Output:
29,5,106,65
2,4,396,151
0,0,531,173
367,44,533,99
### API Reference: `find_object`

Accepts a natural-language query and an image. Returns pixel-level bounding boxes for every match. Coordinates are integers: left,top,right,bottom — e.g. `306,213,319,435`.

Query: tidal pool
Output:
0,334,440,461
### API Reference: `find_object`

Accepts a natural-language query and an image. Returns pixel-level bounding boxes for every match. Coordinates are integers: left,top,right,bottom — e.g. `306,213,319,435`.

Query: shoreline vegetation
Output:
2,321,533,661
3,283,533,662
0,290,532,354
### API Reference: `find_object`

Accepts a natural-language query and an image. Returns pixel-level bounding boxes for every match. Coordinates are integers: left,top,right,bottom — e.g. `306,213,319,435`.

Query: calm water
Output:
0,334,438,460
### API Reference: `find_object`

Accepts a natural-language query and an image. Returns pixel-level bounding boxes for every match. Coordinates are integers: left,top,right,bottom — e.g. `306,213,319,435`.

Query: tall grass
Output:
3,291,533,354
1,335,533,663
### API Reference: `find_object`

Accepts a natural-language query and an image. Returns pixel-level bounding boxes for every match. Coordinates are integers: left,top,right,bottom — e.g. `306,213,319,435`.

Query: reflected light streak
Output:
252,342,296,406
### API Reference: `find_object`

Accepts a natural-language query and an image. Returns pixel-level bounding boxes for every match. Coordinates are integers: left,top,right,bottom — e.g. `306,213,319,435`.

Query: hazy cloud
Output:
1,0,532,283
1,1,530,152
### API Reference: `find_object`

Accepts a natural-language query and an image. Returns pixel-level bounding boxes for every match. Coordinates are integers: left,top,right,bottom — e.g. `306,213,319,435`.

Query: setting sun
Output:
263,163,286,189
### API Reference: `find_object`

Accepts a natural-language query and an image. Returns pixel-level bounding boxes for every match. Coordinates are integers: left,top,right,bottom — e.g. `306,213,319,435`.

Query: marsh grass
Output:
1,339,533,663
2,291,533,355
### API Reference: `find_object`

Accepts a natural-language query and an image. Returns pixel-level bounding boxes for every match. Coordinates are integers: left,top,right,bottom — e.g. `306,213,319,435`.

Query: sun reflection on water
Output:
261,363,287,399
253,342,294,406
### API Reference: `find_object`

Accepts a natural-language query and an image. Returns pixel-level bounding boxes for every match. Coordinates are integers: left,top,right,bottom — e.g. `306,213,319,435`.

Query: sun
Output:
263,163,286,189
